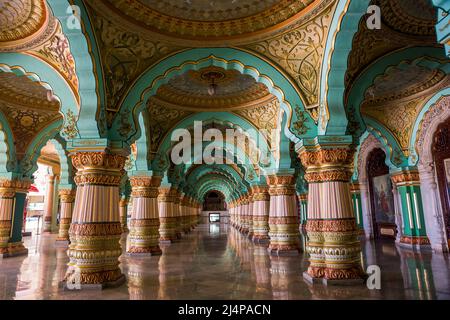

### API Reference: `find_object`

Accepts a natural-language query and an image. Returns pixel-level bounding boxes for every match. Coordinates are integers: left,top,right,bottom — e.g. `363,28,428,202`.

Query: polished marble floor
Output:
1,223,450,300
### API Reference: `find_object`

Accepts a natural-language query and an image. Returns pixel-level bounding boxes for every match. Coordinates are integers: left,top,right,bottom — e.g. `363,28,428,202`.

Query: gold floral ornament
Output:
291,106,309,136
61,110,79,139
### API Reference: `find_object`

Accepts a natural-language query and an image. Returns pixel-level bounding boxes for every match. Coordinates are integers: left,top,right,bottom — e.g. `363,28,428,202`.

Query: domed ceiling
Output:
0,71,61,157
154,66,273,110
87,0,322,44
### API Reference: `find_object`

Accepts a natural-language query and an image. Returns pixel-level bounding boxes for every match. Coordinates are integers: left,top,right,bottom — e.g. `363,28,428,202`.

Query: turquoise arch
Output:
20,119,64,180
319,0,371,135
157,113,276,167
364,117,408,168
50,135,75,188
346,47,450,139
352,130,399,181
409,87,450,165
47,0,105,138
113,48,316,145
0,110,17,176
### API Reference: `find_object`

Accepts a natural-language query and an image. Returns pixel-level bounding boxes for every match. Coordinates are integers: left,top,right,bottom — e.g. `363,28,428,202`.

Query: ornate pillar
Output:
119,196,129,233
64,152,126,288
241,196,249,234
298,193,308,229
42,174,57,233
359,182,374,239
177,195,186,238
228,201,234,226
267,174,300,256
235,198,242,230
158,187,177,243
127,176,162,256
350,182,364,234
391,169,431,250
251,186,270,244
247,192,254,239
55,188,76,245
299,144,365,285
418,162,448,252
0,179,30,258
183,197,192,233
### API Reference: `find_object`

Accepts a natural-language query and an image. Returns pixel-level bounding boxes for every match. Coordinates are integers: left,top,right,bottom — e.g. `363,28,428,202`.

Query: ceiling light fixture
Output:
202,71,224,96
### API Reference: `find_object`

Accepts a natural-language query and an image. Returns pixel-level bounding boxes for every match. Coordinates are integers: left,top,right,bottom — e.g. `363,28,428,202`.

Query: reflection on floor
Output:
1,223,450,300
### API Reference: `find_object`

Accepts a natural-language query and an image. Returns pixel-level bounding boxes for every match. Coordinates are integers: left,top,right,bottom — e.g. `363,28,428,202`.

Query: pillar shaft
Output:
119,197,129,233
56,189,76,242
299,146,365,284
43,175,57,233
158,187,177,242
251,186,270,243
127,176,162,255
391,170,430,248
267,175,300,255
65,152,126,287
0,179,30,258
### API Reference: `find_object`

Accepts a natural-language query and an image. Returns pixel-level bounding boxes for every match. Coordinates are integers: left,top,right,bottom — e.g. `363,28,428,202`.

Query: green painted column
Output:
391,170,430,248
350,183,364,231
298,193,308,228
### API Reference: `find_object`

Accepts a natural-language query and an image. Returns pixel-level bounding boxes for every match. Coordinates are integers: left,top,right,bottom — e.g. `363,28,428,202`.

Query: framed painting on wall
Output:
372,174,396,225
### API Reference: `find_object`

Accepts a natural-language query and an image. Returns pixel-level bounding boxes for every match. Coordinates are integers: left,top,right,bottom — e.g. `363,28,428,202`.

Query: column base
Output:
61,274,126,291
55,239,70,247
267,247,300,256
0,243,28,258
126,246,162,257
303,271,366,286
252,235,269,245
398,236,432,252
159,238,174,245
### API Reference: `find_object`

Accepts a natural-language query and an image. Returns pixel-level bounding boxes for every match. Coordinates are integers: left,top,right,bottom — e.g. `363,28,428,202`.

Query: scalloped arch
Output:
114,48,316,146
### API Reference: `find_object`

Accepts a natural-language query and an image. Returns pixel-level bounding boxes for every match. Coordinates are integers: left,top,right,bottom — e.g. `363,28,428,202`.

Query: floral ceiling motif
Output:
89,11,183,125
0,100,61,158
155,66,272,110
363,64,447,107
0,0,48,47
88,0,319,43
244,0,336,120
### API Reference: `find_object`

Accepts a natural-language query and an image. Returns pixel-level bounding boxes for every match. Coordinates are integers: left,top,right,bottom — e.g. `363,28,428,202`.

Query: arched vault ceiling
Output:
83,0,335,125
86,0,321,43
156,66,272,110
345,0,438,98
0,69,62,159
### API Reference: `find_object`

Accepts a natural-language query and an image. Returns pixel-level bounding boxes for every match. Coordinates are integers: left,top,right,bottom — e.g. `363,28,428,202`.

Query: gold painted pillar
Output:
247,192,254,239
299,145,366,285
251,186,270,244
127,176,162,255
0,179,30,258
158,187,177,243
64,152,126,288
119,196,129,233
240,196,250,234
183,197,193,233
43,174,57,233
267,175,300,255
56,188,76,244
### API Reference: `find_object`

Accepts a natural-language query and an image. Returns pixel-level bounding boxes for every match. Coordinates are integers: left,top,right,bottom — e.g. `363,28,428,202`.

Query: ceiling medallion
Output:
201,71,225,96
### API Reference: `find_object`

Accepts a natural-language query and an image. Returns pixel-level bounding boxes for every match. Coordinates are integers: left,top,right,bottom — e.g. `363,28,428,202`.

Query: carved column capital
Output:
58,189,76,203
130,176,162,198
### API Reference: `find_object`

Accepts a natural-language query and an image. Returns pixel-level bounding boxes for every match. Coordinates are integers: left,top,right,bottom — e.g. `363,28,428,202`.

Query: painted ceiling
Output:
89,0,318,43
155,66,272,110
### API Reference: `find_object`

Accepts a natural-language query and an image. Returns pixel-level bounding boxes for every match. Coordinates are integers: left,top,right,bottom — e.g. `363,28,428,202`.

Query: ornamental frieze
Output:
244,0,335,115
304,169,353,183
299,147,355,168
71,152,126,171
390,170,420,185
58,189,76,203
69,222,123,237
